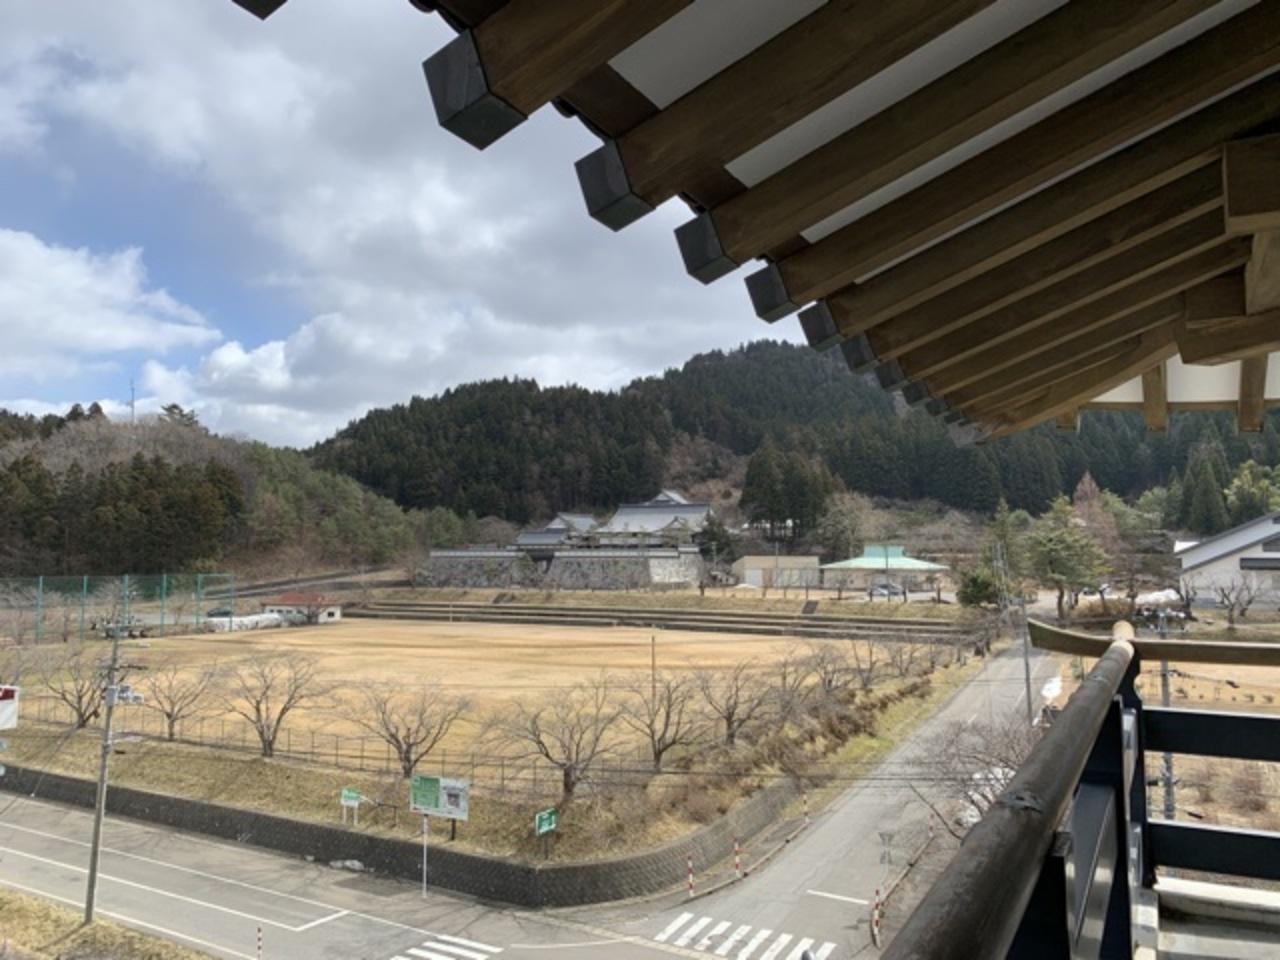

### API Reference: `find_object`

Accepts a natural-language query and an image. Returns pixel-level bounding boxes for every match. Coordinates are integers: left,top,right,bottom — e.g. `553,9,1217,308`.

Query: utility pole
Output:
651,633,657,705
994,543,1035,725
1158,610,1175,819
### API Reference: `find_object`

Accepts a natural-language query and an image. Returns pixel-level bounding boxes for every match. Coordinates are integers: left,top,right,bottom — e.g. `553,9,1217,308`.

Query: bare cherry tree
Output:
773,648,814,723
223,653,327,757
354,683,468,779
39,647,103,728
849,640,880,691
696,661,773,747
886,638,920,678
493,675,620,805
621,673,703,772
1215,575,1261,629
0,644,29,686
143,658,220,741
807,643,853,699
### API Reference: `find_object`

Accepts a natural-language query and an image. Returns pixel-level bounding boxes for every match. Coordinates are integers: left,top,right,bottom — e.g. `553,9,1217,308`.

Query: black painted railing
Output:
883,620,1280,960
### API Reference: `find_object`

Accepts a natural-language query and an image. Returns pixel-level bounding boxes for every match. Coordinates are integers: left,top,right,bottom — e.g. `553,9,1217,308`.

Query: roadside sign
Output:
534,807,557,837
0,686,18,731
0,764,5,778
410,774,470,822
340,788,362,808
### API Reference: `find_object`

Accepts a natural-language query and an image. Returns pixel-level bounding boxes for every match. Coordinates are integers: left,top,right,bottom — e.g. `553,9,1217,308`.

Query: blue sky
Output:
0,1,789,446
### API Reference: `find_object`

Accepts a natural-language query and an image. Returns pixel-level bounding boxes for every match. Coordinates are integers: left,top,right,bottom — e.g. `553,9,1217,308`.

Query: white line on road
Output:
806,888,869,905
715,925,751,956
293,909,350,931
421,939,488,959
655,912,693,943
784,938,814,960
737,928,772,959
758,933,793,960
408,948,460,960
675,916,712,947
812,944,835,960
436,932,502,952
697,920,731,950
0,874,255,960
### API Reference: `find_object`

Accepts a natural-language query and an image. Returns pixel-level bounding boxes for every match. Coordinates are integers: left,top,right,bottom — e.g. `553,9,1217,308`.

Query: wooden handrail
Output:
1028,619,1280,666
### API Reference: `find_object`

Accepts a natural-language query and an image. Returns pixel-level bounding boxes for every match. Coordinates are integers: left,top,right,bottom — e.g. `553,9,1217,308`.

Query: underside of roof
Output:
234,0,1280,442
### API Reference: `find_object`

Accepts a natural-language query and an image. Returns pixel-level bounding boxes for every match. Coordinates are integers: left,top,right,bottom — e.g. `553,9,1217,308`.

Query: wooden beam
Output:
749,6,1280,310
1224,133,1280,234
425,0,691,148
943,298,1182,413
576,0,994,229
837,165,1221,349
1178,312,1280,364
920,240,1251,394
1143,362,1169,432
986,327,1180,438
1056,410,1081,432
883,210,1227,376
680,0,1227,285
1240,355,1270,432
1247,230,1280,313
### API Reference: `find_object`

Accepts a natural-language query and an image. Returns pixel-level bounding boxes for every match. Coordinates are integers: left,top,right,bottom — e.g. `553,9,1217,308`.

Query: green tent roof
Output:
820,543,949,572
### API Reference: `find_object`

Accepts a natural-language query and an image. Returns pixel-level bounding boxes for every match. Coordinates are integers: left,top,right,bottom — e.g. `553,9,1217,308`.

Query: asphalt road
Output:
0,645,1058,960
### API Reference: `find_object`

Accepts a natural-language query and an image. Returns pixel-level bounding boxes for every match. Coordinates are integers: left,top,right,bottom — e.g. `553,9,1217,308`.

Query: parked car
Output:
205,607,233,618
868,583,906,598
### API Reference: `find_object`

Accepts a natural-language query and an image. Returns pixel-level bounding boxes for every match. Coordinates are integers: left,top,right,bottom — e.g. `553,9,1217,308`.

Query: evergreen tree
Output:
1184,457,1230,535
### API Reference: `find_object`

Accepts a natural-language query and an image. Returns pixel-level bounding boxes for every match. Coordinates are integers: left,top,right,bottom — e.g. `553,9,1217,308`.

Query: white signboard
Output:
0,687,17,731
410,774,470,821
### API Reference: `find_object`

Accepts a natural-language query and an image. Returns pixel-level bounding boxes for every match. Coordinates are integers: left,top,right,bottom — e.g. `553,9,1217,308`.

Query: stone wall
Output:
418,550,704,591
1,764,792,907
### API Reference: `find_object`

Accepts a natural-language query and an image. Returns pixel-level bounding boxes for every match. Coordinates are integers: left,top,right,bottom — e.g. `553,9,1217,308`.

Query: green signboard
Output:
410,774,470,821
534,807,557,837
340,787,362,808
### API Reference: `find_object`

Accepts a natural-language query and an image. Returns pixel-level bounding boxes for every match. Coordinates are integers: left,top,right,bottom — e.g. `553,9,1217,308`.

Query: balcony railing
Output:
883,620,1280,960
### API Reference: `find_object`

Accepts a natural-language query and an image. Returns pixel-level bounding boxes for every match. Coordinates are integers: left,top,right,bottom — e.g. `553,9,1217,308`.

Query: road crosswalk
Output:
388,932,502,960
655,912,837,959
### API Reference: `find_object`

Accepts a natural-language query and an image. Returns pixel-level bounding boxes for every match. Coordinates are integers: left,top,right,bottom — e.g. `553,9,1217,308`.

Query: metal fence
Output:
0,573,236,644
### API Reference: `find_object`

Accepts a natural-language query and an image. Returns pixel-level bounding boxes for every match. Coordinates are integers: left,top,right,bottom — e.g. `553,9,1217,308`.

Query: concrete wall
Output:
418,551,704,591
0,764,793,907
1183,549,1280,607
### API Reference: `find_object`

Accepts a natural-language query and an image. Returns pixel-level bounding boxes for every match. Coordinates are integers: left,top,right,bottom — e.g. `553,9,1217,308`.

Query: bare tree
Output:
1215,576,1261,629
621,673,703,772
353,683,468,778
886,638,920,678
807,643,853,699
696,661,773,747
773,648,814,723
916,716,1041,834
493,675,620,805
143,659,220,741
849,640,879,691
0,643,29,686
223,653,326,757
39,647,103,728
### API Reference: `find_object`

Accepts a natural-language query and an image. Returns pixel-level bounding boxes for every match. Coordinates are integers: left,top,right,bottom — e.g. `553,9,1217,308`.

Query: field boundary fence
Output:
0,573,236,644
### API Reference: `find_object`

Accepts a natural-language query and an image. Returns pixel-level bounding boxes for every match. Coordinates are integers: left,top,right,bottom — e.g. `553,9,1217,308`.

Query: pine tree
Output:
1184,458,1230,535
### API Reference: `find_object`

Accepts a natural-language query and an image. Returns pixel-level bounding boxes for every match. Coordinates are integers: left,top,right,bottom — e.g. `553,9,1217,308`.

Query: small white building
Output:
261,592,343,624
730,555,822,588
1176,512,1280,607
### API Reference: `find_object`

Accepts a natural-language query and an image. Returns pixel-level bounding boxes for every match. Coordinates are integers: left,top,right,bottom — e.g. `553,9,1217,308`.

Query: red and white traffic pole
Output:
687,854,694,898
871,888,882,947
257,925,263,960
803,791,810,826
734,836,742,880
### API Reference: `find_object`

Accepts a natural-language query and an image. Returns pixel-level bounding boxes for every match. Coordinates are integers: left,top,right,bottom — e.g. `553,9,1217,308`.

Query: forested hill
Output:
311,340,1280,521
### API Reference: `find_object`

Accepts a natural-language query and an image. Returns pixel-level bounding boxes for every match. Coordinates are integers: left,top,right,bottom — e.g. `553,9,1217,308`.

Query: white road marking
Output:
294,909,350,931
812,944,836,960
656,912,694,943
437,932,502,953
0,874,256,960
784,938,814,960
423,940,489,959
806,888,869,905
758,933,793,960
696,920,731,950
737,928,772,959
676,916,712,947
715,925,751,956
408,948,460,960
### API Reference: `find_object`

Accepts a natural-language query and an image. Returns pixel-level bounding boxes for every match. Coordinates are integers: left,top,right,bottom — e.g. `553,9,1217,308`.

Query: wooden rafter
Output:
1239,355,1270,432
1224,133,1280,235
677,0,1230,286
576,0,993,229
919,241,1251,394
425,0,690,148
748,5,1280,312
988,327,1181,438
1175,272,1280,363
942,298,1183,413
886,212,1227,378
1142,362,1169,432
1246,231,1280,314
836,166,1221,350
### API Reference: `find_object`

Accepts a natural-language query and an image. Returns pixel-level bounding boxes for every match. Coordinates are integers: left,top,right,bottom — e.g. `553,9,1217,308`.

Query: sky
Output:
0,0,791,447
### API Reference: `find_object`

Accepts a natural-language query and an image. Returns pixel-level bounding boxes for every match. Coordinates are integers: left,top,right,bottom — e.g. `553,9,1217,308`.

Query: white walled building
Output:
730,555,821,588
1176,513,1280,607
261,592,343,623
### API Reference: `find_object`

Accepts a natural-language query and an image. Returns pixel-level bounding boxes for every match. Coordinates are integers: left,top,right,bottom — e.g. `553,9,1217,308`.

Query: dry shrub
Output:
1230,764,1268,815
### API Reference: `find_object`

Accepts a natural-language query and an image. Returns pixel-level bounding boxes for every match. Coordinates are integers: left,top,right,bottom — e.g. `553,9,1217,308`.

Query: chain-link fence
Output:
0,573,236,644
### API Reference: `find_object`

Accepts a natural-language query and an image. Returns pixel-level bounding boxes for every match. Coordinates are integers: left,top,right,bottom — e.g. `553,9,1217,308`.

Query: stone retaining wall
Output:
417,552,703,591
0,765,793,907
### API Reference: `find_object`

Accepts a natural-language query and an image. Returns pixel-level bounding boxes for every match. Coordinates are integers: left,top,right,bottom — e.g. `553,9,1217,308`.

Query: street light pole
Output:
85,575,126,924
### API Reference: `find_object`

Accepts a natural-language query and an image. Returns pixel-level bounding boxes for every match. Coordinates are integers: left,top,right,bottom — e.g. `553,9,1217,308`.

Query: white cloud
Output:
2,0,795,445
0,228,219,378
